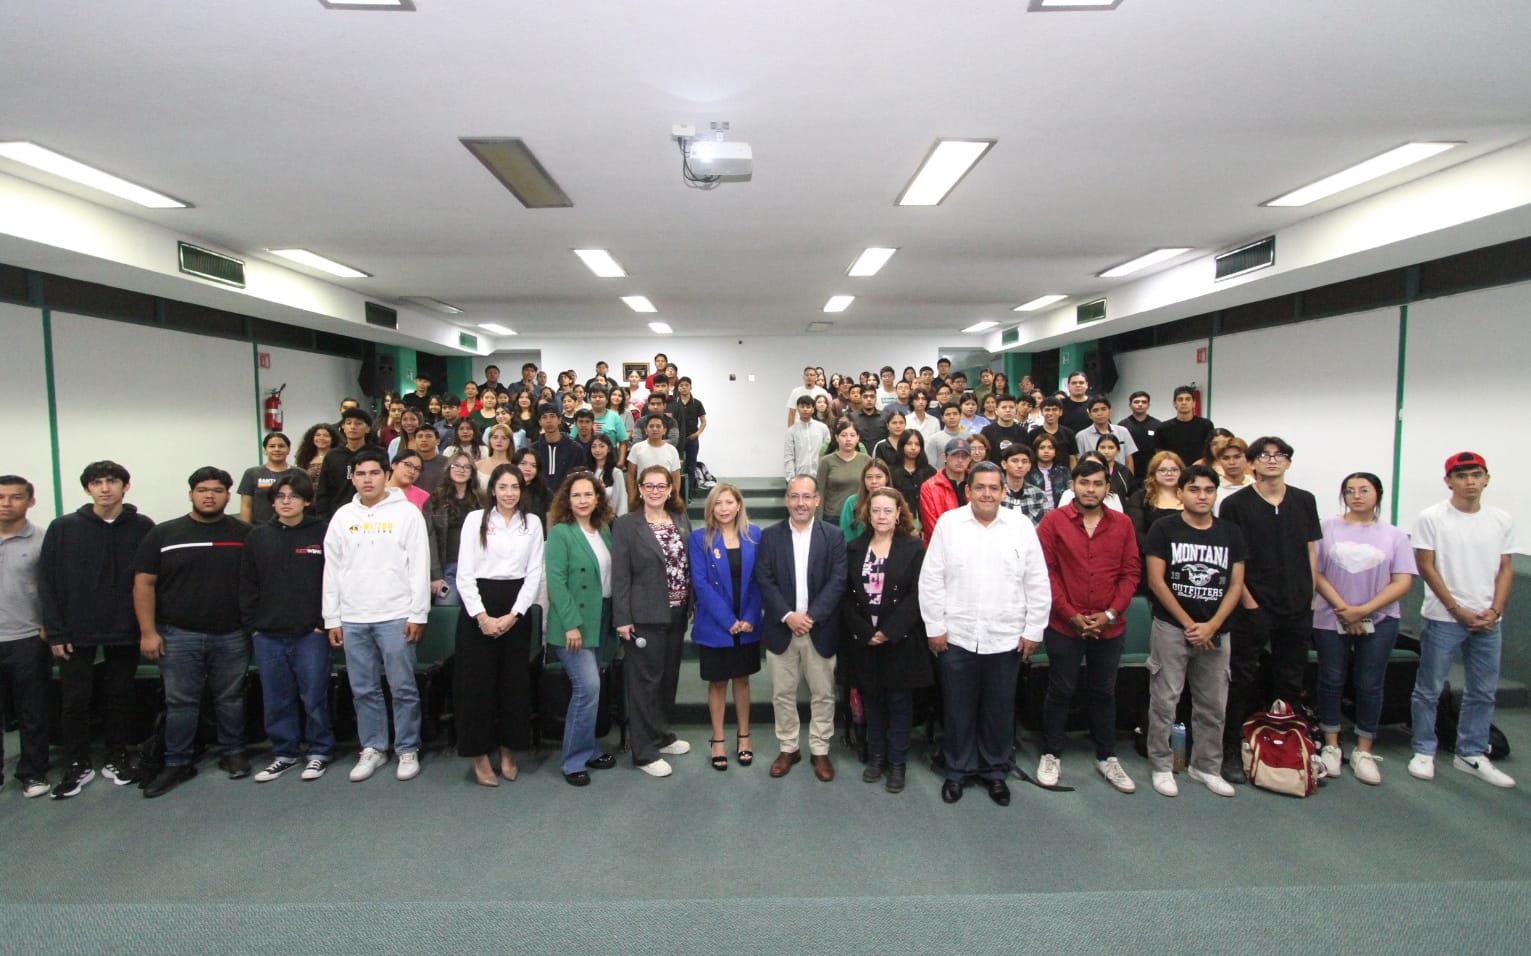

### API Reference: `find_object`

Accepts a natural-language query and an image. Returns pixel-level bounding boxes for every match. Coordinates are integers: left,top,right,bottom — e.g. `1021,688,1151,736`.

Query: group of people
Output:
0,358,1517,808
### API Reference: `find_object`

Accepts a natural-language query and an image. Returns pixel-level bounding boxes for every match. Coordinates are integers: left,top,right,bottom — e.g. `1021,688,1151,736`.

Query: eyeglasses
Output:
1255,453,1289,462
640,483,670,492
449,463,473,472
1155,468,1180,475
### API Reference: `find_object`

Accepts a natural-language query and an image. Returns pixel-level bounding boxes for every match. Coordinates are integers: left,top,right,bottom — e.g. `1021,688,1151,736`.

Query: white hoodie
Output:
322,487,431,628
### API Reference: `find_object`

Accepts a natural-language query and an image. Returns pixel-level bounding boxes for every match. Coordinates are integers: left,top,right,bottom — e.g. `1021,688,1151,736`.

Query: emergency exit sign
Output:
1196,347,1208,364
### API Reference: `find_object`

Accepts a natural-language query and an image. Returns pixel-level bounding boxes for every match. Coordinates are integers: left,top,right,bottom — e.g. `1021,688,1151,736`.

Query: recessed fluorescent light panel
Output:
1097,248,1192,279
846,247,898,277
823,295,855,313
400,296,464,315
962,321,999,333
0,141,189,208
648,322,673,335
318,1,416,11
573,249,627,278
461,138,572,208
269,248,370,279
477,323,515,335
1261,142,1461,208
621,295,657,313
1013,294,1069,312
895,138,997,206
1028,0,1123,10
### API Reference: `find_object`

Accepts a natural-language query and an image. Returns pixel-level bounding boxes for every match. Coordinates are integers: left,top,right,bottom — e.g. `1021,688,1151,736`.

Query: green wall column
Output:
445,357,475,398
1055,338,1096,390
1003,352,1031,388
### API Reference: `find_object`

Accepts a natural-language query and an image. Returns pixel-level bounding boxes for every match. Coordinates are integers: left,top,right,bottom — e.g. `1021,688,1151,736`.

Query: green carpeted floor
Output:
3,710,1530,954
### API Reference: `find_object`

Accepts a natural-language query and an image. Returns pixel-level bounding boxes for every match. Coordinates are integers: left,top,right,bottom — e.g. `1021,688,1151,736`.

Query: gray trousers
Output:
624,606,687,765
1147,618,1231,775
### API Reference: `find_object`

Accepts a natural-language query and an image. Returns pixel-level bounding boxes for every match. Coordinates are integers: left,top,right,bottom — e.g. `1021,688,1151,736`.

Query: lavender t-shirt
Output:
1312,516,1418,629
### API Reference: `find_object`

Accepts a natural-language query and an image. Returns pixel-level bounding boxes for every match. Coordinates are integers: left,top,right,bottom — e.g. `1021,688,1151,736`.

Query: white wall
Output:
256,343,362,442
51,314,258,525
1399,281,1531,549
1108,339,1209,423
532,333,949,477
476,350,541,387
1209,308,1400,517
0,303,59,523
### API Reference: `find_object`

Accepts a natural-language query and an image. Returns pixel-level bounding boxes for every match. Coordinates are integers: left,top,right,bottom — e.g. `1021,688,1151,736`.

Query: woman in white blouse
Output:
455,462,546,787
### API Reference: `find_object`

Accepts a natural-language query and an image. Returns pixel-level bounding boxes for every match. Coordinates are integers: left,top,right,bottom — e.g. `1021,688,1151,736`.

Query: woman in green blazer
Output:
545,471,618,787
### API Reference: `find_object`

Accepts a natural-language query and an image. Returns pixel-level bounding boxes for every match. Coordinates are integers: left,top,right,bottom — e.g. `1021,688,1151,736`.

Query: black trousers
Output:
1041,629,1124,760
455,578,533,756
58,642,139,764
939,644,1022,782
624,605,687,765
0,637,52,780
1224,605,1312,748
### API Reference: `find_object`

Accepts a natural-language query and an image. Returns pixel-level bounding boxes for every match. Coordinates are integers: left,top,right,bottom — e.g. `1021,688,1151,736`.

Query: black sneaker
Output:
585,753,617,771
253,757,299,783
50,762,95,800
101,751,139,787
218,753,252,780
142,764,197,799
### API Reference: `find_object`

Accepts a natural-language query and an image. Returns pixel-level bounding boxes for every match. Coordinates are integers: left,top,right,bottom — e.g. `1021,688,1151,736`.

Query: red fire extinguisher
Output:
264,384,286,432
1188,382,1203,418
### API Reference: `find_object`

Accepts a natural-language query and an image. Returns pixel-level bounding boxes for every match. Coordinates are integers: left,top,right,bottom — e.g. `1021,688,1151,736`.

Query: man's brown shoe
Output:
769,751,801,778
811,754,835,782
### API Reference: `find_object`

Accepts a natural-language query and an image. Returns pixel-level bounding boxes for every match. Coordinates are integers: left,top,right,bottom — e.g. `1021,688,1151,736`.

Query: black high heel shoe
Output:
709,738,728,771
736,733,753,766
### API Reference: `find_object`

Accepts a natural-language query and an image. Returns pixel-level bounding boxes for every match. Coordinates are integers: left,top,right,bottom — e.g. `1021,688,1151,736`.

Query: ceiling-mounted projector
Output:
686,139,753,178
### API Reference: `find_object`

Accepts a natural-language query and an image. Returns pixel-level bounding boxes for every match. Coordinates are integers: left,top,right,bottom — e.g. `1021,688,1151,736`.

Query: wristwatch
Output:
1103,608,1118,624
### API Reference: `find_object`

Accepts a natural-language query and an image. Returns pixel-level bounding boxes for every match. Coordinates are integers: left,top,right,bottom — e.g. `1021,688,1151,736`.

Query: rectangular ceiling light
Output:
895,138,996,206
460,138,572,208
477,323,516,335
1261,142,1461,207
823,295,855,313
400,296,464,315
962,320,999,333
621,295,657,313
573,249,627,278
648,322,673,335
1028,0,1123,10
1012,294,1069,312
1097,247,1192,278
846,247,898,277
269,248,370,279
319,0,415,8
0,141,189,208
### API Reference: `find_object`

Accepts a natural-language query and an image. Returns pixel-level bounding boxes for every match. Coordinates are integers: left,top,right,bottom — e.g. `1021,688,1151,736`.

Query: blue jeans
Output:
557,646,601,774
433,561,462,607
1314,618,1398,740
1412,619,1501,757
160,626,249,767
682,437,700,500
343,619,421,754
862,685,913,766
254,631,336,760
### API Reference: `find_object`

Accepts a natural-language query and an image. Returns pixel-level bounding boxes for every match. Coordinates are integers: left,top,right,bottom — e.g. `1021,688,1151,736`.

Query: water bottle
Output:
1170,722,1187,772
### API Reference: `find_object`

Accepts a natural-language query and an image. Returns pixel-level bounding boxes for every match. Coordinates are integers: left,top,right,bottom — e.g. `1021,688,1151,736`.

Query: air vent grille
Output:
459,332,478,350
364,302,398,329
178,242,245,288
1215,236,1276,281
1076,299,1107,324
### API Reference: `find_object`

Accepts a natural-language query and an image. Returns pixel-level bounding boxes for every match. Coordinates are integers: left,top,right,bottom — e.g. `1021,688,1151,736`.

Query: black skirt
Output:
698,638,762,682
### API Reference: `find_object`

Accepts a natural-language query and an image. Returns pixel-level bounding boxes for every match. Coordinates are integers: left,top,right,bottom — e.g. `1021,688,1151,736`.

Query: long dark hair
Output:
428,452,485,518
588,433,620,488
480,463,529,545
296,423,339,469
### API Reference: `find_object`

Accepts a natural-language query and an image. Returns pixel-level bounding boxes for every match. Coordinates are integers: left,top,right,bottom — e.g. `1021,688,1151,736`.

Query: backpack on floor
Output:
1432,681,1512,760
1241,699,1321,797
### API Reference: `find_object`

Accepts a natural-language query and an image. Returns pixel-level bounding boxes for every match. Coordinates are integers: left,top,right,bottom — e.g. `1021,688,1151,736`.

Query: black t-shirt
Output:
1118,414,1160,478
1146,514,1247,624
668,396,706,438
1217,485,1323,615
1027,424,1076,459
237,465,303,525
1060,396,1094,433
1155,416,1214,467
981,421,1031,456
133,514,252,633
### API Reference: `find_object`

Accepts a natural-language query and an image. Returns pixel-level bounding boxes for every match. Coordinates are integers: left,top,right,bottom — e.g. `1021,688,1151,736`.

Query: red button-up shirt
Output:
1035,502,1141,638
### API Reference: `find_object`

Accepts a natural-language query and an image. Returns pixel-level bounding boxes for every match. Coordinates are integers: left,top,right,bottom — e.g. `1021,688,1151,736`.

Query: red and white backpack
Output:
1241,699,1322,797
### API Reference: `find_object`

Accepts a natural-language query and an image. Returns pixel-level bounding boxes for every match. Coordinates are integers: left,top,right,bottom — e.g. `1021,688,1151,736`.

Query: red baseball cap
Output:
1444,451,1487,476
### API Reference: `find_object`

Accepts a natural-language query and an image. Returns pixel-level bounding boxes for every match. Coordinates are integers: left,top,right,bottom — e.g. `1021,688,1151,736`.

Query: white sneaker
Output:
1036,753,1061,787
658,739,691,756
1187,765,1236,797
1350,749,1382,785
1453,754,1516,788
1151,770,1179,797
348,748,388,782
638,758,673,777
1407,753,1435,780
1319,744,1342,779
21,778,51,799
395,752,421,781
1097,757,1136,794
301,758,329,781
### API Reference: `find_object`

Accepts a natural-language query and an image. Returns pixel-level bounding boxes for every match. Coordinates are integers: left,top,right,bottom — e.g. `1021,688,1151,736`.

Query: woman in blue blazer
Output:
688,482,764,770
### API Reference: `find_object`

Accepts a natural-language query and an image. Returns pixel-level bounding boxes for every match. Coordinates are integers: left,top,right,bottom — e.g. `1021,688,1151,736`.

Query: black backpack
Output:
1432,680,1511,760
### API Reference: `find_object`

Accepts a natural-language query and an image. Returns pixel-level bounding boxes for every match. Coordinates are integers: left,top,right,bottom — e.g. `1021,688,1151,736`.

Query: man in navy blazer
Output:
755,475,848,781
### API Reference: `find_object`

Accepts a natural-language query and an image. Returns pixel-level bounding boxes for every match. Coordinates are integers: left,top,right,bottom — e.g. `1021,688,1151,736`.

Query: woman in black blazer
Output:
842,487,932,795
610,464,693,777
